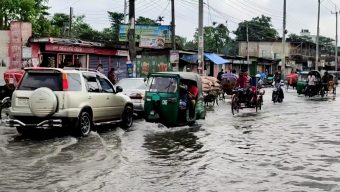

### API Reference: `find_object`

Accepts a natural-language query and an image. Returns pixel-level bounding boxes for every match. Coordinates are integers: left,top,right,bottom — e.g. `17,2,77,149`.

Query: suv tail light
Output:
62,73,69,90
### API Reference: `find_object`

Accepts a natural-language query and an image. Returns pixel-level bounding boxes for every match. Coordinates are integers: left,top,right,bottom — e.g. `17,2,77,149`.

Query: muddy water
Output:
0,89,340,192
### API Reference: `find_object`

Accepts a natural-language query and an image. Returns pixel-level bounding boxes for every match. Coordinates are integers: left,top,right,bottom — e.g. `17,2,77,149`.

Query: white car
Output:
116,78,146,115
7,68,134,136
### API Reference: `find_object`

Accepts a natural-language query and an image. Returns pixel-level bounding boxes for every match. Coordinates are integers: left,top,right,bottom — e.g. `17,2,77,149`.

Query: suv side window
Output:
67,73,82,91
83,75,100,92
99,78,114,93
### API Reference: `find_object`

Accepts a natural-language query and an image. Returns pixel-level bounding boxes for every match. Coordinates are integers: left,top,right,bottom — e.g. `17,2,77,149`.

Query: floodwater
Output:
1,88,340,192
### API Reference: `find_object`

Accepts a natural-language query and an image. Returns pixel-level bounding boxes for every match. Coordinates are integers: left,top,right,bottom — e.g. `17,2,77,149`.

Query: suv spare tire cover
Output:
29,87,58,117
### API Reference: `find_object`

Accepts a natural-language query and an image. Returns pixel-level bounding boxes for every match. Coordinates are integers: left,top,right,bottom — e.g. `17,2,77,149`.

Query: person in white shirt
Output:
307,72,316,95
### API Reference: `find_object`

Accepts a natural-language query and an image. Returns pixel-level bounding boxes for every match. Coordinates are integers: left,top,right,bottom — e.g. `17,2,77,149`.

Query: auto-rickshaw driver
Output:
178,80,198,119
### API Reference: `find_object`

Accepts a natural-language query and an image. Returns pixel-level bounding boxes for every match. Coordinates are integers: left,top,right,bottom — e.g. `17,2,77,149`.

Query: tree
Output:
184,40,198,51
107,11,124,42
234,15,278,41
288,33,312,42
193,24,231,54
50,13,70,37
319,36,335,55
136,16,158,25
0,0,49,29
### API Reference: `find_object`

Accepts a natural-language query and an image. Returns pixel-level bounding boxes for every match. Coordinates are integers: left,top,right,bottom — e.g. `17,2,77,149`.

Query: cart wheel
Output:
320,87,325,98
255,100,258,112
258,96,263,110
231,94,239,115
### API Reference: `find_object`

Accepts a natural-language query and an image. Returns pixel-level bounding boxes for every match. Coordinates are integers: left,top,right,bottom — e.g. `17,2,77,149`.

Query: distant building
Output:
300,29,317,44
239,40,317,73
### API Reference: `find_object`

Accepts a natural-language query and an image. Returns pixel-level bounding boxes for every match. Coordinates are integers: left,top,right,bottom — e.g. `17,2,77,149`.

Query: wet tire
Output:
320,88,325,98
0,97,11,120
120,106,134,130
272,93,278,103
16,127,29,136
74,111,92,137
257,96,263,110
231,95,239,115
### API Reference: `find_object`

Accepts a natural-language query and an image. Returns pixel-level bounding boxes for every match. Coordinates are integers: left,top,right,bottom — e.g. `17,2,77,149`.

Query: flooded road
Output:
1,88,340,192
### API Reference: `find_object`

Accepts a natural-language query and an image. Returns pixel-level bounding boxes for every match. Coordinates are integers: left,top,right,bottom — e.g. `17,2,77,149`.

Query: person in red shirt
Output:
235,72,248,88
188,83,199,111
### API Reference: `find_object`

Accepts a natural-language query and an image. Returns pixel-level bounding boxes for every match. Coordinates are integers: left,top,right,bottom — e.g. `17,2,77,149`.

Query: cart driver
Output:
235,72,255,106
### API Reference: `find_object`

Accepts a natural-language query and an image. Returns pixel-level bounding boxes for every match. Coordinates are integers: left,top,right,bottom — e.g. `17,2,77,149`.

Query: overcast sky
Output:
47,0,339,43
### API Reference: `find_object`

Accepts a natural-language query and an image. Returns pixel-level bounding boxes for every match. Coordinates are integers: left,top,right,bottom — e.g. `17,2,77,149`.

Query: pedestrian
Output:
108,68,117,85
96,64,104,73
217,69,224,81
307,72,316,95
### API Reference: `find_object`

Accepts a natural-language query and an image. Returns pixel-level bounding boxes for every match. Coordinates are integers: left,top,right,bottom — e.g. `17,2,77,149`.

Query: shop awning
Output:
204,53,229,65
180,54,198,63
180,53,230,65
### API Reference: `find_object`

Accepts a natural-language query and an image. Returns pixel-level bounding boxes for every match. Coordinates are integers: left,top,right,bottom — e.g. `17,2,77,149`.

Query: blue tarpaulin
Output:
204,53,229,65
180,53,229,65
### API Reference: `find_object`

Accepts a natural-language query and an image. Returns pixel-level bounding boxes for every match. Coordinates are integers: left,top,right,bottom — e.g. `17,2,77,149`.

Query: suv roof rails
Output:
63,67,98,72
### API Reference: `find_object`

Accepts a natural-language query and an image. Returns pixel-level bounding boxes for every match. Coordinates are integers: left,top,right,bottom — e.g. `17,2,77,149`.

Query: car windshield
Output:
147,76,178,93
116,79,146,90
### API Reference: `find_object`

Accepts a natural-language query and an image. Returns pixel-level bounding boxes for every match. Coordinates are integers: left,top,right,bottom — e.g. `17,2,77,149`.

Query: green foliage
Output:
0,0,49,29
234,15,278,41
288,33,313,42
107,11,124,42
136,16,159,25
193,24,231,54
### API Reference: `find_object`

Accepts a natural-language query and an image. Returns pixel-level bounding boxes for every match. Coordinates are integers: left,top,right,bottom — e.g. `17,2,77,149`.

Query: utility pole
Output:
198,0,204,75
171,0,176,50
316,0,320,70
128,0,136,76
282,0,286,75
69,7,73,37
246,22,249,64
331,8,339,71
124,0,128,24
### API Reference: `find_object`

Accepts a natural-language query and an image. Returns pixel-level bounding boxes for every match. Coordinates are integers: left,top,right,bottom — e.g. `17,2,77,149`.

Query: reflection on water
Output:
0,89,340,191
143,130,203,160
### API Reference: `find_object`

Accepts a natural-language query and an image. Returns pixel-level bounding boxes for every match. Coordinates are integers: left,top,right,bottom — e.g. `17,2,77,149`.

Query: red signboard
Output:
9,22,32,69
45,43,118,56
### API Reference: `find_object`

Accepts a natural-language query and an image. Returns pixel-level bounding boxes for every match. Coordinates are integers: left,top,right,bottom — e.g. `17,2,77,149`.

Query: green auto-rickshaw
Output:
144,72,206,127
296,70,322,95
296,71,309,95
266,74,274,85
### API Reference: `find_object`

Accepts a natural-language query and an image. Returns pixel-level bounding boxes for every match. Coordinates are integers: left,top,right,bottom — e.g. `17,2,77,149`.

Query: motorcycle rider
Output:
272,71,284,102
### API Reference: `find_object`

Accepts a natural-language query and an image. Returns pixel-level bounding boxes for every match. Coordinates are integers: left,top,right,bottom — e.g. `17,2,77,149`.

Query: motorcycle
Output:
272,81,284,103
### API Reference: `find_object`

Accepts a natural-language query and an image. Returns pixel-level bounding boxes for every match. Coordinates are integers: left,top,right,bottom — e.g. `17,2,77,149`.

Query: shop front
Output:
31,40,129,78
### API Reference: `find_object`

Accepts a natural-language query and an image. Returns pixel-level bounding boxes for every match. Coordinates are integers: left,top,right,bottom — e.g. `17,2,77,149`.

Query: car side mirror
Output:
116,86,123,93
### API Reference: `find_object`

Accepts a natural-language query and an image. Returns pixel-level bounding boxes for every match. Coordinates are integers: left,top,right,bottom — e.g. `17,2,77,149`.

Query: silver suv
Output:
6,68,134,136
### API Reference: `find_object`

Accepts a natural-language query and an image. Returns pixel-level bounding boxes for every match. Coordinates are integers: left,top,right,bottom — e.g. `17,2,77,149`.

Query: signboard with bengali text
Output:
119,24,171,43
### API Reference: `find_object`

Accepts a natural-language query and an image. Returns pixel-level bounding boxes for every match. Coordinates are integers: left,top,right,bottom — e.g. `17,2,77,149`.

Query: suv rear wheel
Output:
120,106,133,130
74,111,92,137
